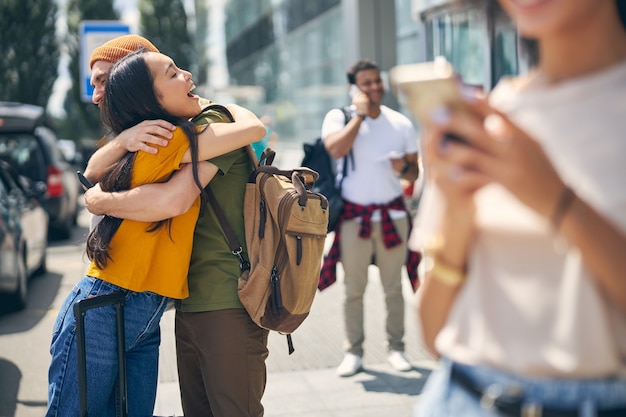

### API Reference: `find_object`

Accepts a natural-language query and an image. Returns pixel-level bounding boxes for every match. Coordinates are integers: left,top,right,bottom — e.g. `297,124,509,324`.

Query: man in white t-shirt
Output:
320,59,420,377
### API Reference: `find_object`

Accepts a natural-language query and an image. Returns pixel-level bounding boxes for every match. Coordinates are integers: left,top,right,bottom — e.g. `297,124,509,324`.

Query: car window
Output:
0,168,11,205
0,168,15,194
0,134,47,182
35,126,65,164
0,170,8,195
0,161,29,195
0,167,13,227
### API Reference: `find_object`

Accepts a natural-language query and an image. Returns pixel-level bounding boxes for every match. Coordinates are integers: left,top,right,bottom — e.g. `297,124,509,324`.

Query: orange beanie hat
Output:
89,34,159,69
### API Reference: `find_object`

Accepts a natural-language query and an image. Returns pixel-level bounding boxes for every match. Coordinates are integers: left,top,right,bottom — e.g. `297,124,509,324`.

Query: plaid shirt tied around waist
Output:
318,195,421,291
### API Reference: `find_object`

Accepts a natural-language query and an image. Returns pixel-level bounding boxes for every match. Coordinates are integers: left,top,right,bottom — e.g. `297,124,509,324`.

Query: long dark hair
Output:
87,49,206,269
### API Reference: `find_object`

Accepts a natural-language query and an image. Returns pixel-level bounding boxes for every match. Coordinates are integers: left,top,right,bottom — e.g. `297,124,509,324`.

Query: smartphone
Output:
76,171,94,189
349,84,361,98
389,57,467,124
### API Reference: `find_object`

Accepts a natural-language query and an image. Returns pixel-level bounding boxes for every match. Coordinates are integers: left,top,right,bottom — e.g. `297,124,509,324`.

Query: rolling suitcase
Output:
74,292,128,417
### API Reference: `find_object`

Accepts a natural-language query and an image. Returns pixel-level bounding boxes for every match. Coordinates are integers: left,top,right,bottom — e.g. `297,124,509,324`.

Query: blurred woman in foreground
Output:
414,0,626,415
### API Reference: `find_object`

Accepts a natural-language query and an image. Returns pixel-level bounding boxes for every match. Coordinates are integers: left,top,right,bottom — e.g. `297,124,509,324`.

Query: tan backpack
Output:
207,149,329,353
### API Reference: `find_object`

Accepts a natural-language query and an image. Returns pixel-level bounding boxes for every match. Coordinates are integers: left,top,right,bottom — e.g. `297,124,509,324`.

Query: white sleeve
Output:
403,119,419,154
321,108,348,141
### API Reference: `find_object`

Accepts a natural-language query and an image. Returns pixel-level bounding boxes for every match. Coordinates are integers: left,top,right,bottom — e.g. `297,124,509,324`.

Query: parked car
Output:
58,138,85,169
0,102,80,239
0,160,48,310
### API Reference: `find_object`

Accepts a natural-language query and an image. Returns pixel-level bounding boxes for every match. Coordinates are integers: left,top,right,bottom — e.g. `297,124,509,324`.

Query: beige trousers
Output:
339,216,409,357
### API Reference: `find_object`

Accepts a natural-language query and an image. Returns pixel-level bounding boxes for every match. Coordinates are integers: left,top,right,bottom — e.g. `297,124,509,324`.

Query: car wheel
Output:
50,215,72,240
33,249,47,276
8,255,28,311
72,198,79,226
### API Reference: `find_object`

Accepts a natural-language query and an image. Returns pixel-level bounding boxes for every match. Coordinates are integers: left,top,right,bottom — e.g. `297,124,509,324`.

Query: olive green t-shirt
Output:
176,101,253,312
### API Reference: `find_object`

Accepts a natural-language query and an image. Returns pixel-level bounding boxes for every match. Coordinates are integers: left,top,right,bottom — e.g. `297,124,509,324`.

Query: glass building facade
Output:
225,0,345,142
217,0,525,145
416,0,524,91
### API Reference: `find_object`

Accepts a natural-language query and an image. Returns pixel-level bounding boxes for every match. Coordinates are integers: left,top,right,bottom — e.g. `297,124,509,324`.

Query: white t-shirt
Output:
414,60,626,378
321,105,418,220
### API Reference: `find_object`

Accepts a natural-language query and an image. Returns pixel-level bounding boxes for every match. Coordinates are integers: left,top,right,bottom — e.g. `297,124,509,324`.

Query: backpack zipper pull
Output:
259,197,266,238
270,266,283,315
296,235,302,265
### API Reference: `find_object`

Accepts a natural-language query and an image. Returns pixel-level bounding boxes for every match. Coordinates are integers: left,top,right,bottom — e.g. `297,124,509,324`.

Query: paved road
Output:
154,146,437,417
0,144,437,417
154,259,436,417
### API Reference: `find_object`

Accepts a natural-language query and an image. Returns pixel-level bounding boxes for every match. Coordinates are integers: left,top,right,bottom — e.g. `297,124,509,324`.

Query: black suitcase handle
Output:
74,292,127,417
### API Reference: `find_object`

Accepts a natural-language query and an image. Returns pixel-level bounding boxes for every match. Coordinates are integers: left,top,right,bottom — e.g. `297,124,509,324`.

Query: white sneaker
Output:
387,351,412,372
336,353,363,377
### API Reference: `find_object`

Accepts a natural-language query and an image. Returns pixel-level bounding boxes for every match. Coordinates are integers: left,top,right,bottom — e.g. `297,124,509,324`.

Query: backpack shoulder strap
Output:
205,187,249,272
245,145,276,168
338,107,355,175
340,106,352,124
206,142,277,272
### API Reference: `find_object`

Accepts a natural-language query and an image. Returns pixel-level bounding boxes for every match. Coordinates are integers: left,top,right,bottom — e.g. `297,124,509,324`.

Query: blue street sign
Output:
80,21,130,102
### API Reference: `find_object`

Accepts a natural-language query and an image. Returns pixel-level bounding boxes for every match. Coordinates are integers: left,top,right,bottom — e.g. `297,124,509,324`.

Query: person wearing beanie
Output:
86,34,178,181
89,34,159,105
46,43,267,416
89,34,159,68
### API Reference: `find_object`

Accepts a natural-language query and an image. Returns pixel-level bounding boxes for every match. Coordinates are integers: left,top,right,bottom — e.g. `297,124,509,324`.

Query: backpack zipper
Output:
284,231,326,265
268,191,296,315
270,265,282,313
259,197,266,238
258,173,273,238
296,235,302,264
260,174,327,315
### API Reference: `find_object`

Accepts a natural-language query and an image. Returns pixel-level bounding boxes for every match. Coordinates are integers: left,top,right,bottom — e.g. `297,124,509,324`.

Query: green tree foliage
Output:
0,0,59,107
139,0,193,73
57,0,197,141
61,0,119,141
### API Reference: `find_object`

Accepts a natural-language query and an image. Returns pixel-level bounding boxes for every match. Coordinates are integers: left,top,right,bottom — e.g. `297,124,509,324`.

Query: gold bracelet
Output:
425,254,466,286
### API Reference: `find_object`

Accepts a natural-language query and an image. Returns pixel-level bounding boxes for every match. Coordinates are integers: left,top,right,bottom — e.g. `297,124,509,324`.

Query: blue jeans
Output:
414,358,626,417
46,276,168,417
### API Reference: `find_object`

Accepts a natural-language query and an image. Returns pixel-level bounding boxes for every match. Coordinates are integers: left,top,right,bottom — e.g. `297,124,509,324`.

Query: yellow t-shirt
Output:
85,127,199,299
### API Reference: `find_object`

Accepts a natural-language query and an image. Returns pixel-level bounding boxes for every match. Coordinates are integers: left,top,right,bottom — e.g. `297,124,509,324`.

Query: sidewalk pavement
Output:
153,144,437,416
153,264,437,417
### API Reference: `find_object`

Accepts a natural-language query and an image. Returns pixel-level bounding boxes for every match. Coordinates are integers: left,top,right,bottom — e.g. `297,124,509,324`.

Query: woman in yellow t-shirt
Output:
46,50,265,417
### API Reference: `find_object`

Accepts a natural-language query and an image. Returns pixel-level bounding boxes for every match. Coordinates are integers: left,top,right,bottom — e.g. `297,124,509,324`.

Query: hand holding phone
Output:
349,84,369,118
349,84,361,98
76,171,94,189
390,57,466,123
390,57,473,146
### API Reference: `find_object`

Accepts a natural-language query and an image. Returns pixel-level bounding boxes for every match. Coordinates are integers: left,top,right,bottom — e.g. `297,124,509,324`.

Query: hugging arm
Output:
84,119,177,182
84,162,218,222
179,104,265,163
85,104,264,181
